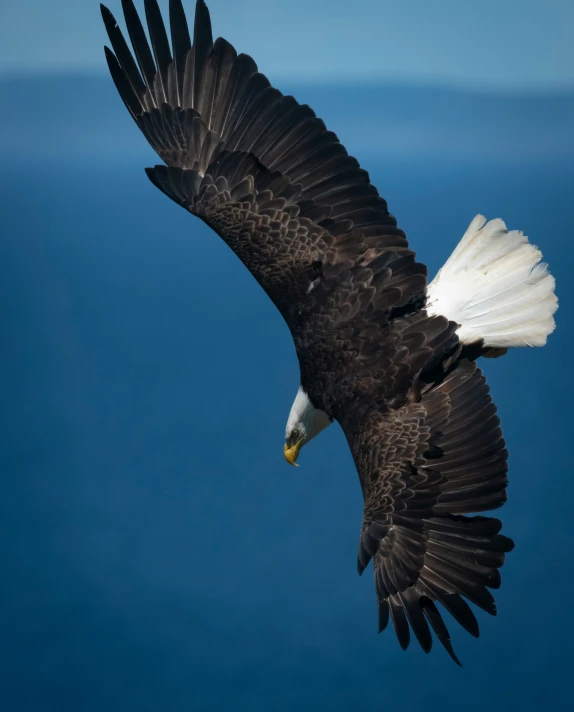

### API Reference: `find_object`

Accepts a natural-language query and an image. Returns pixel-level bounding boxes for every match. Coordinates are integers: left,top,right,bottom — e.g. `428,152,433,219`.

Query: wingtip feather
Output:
194,0,213,52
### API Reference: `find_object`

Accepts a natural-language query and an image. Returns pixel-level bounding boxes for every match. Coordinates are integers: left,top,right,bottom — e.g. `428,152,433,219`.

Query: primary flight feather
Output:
101,0,558,664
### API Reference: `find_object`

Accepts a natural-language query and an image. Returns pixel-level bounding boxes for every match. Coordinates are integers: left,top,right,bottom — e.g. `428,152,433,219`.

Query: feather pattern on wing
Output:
340,360,512,664
101,1,419,326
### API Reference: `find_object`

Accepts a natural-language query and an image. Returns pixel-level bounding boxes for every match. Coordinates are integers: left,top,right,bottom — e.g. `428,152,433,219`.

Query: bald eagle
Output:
101,0,557,664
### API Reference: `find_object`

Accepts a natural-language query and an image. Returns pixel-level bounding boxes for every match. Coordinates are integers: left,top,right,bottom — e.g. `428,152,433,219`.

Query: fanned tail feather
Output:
427,215,557,349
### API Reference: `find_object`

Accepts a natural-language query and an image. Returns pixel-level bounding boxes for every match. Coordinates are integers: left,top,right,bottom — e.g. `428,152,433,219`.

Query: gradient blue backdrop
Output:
1,1,573,710
3,0,574,88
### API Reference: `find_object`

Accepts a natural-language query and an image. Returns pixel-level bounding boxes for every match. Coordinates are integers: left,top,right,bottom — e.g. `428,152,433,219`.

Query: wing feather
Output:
168,0,192,106
144,0,172,104
101,5,147,101
338,360,513,662
120,0,157,94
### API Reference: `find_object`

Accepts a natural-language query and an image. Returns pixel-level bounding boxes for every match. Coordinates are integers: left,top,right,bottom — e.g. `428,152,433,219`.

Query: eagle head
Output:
284,386,332,466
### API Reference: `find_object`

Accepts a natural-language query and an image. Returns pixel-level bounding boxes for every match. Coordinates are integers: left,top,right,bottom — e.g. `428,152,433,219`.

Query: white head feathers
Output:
285,386,332,446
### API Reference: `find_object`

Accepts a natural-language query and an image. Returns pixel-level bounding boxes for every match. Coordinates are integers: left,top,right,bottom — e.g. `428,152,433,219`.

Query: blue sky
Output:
1,0,574,88
1,1,573,709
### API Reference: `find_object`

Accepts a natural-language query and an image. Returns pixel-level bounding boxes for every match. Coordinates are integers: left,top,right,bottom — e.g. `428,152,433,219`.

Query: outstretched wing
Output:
101,0,427,332
341,359,513,665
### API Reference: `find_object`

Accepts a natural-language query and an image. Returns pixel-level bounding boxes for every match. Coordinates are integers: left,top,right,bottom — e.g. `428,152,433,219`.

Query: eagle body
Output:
101,0,558,664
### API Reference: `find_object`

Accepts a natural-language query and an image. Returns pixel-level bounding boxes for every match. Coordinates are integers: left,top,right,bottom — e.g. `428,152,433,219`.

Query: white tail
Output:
427,215,557,348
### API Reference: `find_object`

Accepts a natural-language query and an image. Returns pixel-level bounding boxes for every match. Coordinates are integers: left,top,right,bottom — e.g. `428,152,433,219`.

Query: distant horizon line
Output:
2,69,574,99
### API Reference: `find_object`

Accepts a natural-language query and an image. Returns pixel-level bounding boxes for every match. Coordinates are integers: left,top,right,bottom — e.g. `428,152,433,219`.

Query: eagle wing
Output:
101,0,427,332
292,274,513,661
339,359,513,665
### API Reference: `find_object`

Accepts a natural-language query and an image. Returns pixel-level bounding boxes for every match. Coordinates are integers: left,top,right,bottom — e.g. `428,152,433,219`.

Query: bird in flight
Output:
101,0,557,664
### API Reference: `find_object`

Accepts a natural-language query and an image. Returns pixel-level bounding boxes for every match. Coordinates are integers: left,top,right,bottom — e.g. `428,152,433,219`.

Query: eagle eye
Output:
291,428,300,440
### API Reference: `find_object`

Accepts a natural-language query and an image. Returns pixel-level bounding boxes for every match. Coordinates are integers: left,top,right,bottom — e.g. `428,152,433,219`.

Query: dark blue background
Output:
1,76,572,710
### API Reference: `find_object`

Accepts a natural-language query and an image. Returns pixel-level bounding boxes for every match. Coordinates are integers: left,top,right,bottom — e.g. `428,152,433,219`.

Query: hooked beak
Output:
284,439,303,466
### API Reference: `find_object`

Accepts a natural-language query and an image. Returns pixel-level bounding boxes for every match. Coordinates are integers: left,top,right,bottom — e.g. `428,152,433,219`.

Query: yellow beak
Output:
284,439,303,466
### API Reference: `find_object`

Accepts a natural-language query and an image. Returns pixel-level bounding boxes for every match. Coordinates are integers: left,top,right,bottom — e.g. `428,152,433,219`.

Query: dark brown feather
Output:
120,0,157,93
